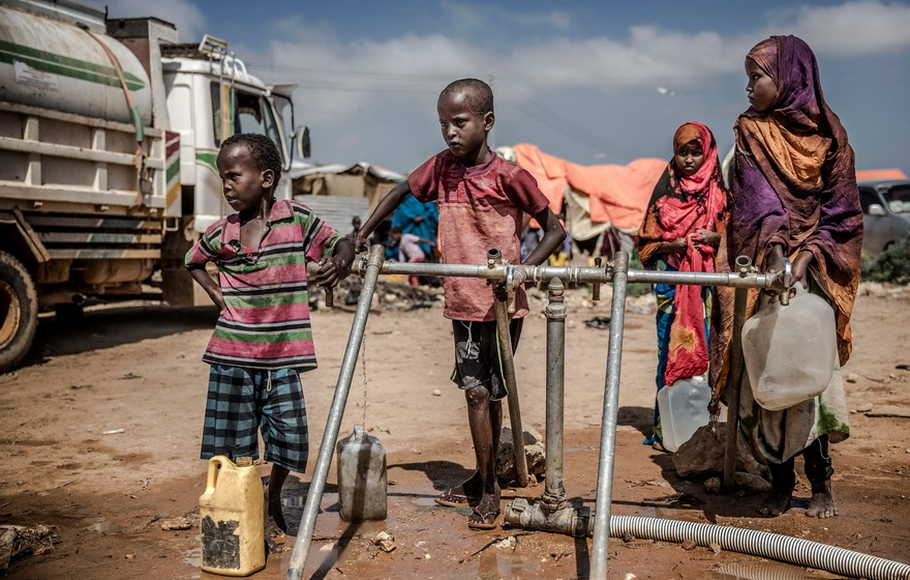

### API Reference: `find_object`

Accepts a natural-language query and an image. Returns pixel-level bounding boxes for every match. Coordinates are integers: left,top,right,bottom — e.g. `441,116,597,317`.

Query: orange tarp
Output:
512,143,665,233
856,169,907,181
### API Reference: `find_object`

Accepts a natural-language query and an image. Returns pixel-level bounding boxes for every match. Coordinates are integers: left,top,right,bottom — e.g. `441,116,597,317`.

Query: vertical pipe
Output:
494,293,530,488
286,245,385,580
487,248,529,488
543,276,567,507
590,250,629,580
722,285,749,489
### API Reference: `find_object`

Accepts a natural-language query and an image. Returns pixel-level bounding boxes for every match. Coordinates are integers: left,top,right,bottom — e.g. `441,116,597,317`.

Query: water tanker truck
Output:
0,0,309,371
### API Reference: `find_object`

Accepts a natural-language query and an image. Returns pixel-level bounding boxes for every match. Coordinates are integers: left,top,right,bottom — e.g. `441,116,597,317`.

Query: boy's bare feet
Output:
806,481,838,518
436,472,483,507
758,487,793,517
467,490,501,530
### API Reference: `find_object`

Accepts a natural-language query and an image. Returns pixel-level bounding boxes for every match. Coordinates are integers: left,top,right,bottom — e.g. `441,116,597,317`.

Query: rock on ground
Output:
0,524,60,571
496,427,546,486
672,424,768,484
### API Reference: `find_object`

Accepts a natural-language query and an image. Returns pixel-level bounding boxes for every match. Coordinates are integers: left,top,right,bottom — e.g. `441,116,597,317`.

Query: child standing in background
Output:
638,122,727,449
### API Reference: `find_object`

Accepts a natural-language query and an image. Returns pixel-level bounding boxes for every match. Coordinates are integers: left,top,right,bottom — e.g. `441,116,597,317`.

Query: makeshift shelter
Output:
497,144,665,242
856,169,907,181
288,162,406,232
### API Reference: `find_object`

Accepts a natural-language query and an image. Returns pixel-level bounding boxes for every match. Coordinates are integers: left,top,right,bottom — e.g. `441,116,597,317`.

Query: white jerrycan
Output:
741,286,836,411
657,375,711,452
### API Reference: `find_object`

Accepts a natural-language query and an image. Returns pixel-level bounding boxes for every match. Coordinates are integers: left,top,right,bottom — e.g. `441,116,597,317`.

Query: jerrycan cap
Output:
353,424,366,440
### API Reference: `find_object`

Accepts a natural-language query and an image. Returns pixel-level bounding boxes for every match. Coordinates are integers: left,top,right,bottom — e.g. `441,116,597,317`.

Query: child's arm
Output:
522,207,565,266
355,182,411,249
189,267,225,310
185,226,225,310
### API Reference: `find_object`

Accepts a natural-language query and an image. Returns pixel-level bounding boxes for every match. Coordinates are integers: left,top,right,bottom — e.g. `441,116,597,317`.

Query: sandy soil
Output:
1,282,908,579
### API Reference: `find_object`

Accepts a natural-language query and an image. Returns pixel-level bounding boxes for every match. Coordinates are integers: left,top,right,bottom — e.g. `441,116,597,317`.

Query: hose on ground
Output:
611,515,910,580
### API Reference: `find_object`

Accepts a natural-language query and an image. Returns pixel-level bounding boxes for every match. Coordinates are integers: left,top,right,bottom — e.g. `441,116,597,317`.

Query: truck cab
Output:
160,40,305,234
0,1,307,371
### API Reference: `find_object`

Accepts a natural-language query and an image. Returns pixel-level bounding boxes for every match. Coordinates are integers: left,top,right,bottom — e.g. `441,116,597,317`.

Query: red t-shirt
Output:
407,150,549,321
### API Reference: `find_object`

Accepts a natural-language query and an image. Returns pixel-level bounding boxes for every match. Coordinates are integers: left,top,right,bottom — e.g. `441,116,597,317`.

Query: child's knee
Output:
465,385,490,407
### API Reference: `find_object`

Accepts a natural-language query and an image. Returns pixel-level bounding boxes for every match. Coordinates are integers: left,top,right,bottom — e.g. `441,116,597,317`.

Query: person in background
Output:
389,226,435,285
638,122,727,449
392,188,439,258
714,35,862,519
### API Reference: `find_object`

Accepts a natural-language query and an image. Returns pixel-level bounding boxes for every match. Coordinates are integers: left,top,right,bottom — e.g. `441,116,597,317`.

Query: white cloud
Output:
785,1,910,56
103,0,206,42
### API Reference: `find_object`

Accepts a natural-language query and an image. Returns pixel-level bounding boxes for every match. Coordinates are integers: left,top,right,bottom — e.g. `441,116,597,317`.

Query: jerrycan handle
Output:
205,456,231,493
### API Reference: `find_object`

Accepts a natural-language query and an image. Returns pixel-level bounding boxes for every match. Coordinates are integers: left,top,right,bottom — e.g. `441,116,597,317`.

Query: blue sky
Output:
108,0,910,173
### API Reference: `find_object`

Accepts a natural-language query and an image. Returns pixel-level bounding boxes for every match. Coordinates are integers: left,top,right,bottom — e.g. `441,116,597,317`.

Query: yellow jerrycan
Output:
198,456,265,576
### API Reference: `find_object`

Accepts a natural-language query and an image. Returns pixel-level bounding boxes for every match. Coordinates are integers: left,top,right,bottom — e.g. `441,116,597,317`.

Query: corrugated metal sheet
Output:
293,195,369,233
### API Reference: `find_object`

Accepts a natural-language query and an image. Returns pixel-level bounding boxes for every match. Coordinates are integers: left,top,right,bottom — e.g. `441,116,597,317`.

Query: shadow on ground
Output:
23,305,219,366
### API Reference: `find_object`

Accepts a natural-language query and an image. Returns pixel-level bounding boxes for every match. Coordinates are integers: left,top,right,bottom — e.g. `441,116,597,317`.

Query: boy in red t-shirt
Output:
357,78,565,528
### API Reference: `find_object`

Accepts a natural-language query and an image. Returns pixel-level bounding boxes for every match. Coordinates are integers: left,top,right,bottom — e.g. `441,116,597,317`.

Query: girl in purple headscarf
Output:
712,36,862,519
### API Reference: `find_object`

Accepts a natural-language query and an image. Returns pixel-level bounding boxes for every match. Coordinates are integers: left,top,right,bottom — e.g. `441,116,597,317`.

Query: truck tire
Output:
0,251,38,372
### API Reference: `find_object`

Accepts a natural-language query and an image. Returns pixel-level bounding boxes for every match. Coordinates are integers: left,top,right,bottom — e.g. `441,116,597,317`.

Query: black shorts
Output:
450,318,523,401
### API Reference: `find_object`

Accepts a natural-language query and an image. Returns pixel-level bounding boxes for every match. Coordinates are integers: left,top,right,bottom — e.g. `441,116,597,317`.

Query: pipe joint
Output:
545,277,567,320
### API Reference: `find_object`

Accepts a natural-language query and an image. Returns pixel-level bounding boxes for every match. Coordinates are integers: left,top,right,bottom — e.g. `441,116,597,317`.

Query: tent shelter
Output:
288,162,406,232
497,144,665,248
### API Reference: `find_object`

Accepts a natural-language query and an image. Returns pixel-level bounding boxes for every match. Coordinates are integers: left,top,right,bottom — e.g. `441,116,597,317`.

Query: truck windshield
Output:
234,90,286,164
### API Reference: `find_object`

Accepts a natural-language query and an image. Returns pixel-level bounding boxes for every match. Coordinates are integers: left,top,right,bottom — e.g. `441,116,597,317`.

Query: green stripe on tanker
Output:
0,39,145,91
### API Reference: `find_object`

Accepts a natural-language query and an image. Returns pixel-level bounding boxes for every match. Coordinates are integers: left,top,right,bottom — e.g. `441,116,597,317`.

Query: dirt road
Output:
1,283,908,579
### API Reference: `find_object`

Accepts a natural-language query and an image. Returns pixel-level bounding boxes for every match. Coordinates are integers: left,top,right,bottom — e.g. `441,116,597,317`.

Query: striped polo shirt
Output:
185,200,342,371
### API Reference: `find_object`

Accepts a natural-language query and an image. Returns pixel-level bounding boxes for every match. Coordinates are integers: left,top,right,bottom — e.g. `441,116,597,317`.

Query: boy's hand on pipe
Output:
314,255,349,288
353,234,368,253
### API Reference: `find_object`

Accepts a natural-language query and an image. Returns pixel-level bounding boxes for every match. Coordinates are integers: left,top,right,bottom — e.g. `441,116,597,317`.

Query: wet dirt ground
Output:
1,283,908,579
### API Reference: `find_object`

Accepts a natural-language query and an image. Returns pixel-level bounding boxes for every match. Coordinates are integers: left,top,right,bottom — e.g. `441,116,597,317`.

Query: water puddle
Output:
712,561,839,579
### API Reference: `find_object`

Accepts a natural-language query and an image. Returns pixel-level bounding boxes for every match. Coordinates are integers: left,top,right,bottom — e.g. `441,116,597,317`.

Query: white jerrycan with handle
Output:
741,285,836,411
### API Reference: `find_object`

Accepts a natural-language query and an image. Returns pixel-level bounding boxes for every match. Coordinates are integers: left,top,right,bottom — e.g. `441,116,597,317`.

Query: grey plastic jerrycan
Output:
336,424,387,522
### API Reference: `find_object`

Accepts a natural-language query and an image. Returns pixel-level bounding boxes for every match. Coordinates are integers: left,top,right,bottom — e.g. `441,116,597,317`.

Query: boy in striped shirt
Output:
186,133,353,544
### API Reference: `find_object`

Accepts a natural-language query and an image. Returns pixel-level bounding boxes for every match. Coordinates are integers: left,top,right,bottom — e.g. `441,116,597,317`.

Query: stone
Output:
673,424,767,480
0,524,60,571
496,427,546,486
495,536,517,550
732,471,772,493
681,539,697,551
159,517,193,531
373,531,396,553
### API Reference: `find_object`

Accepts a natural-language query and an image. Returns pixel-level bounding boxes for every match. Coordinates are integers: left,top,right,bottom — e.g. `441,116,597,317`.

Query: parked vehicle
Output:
0,0,309,371
859,179,910,257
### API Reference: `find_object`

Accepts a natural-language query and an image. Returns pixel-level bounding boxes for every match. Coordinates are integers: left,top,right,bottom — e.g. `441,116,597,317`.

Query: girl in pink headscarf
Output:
638,122,728,448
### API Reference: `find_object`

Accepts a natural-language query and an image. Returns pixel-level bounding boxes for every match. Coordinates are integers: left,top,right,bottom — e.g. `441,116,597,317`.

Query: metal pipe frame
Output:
543,276,567,508
489,249,530,488
722,283,751,489
308,250,782,580
286,245,385,580
357,258,778,289
589,250,630,578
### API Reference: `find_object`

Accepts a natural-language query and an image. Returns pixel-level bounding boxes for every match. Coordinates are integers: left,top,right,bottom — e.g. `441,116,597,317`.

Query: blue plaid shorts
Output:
201,365,308,473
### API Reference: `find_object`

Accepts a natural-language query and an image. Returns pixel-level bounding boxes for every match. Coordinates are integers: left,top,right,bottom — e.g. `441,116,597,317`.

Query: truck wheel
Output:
0,251,38,372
